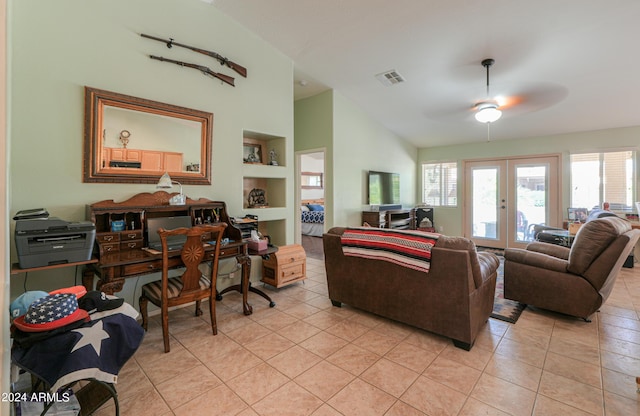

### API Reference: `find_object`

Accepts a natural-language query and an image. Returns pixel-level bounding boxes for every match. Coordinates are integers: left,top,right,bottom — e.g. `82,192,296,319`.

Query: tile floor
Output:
95,256,640,416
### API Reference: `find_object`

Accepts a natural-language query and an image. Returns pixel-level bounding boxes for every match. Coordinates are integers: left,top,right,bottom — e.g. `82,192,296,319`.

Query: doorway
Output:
295,149,326,258
464,155,560,249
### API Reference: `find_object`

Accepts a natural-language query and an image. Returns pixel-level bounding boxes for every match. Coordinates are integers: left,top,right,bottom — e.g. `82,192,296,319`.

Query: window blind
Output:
422,162,457,207
570,150,634,210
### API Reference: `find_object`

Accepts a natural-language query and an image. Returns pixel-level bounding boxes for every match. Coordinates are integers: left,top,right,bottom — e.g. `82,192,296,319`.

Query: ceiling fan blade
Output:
423,79,568,122
422,102,477,122
495,83,569,115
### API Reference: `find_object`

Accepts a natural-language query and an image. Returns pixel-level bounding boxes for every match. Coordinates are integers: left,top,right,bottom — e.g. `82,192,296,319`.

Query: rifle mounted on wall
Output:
141,33,247,78
149,55,235,87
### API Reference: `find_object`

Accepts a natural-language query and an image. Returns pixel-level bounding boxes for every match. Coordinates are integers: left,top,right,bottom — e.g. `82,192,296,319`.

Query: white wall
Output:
9,0,294,305
294,90,418,230
332,92,417,226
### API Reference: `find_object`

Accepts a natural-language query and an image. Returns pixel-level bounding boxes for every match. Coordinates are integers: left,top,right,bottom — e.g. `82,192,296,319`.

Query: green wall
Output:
295,90,334,151
294,90,418,229
294,90,334,229
9,0,294,300
418,126,640,236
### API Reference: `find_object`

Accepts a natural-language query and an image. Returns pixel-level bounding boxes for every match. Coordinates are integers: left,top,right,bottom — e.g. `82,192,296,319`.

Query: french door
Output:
464,156,560,249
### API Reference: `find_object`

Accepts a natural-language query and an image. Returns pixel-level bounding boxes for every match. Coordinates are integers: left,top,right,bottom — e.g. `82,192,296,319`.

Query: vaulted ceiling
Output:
212,0,640,147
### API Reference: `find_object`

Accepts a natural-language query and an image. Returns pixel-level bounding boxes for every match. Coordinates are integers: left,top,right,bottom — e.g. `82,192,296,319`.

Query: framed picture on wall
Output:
568,207,588,222
243,142,263,164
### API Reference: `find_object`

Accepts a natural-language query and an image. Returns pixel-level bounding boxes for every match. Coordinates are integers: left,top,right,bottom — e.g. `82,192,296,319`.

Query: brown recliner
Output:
504,216,640,321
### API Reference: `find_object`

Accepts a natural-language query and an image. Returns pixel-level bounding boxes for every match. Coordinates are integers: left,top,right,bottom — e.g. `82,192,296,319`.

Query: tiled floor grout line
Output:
98,256,640,415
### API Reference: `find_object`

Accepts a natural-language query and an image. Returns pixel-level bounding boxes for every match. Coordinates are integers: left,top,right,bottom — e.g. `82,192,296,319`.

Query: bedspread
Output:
302,210,324,224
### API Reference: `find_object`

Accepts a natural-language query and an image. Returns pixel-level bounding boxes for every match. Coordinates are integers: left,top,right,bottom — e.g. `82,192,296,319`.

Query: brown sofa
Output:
504,216,640,321
323,227,500,350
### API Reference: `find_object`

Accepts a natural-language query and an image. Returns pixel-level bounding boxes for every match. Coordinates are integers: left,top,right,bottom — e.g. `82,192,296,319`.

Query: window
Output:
570,150,635,211
422,162,457,207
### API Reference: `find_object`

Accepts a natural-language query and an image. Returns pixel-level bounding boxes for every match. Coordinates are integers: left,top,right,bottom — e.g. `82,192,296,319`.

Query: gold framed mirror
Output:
83,86,213,185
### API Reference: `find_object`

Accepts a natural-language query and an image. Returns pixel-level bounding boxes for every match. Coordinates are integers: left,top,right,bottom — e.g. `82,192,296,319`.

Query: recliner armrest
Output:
504,248,568,273
525,241,570,260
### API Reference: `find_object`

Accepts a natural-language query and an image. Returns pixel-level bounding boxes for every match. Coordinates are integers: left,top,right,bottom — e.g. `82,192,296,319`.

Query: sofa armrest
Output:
525,241,570,260
504,248,568,273
477,252,500,283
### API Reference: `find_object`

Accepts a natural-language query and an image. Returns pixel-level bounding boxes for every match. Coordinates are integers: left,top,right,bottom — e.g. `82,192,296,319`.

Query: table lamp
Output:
156,172,186,205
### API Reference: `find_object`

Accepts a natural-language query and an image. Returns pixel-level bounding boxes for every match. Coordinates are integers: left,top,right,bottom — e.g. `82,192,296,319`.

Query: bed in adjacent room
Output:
301,199,324,237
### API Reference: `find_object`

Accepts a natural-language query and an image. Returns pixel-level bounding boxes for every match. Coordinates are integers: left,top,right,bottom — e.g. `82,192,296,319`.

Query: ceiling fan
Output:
474,58,502,124
422,58,568,130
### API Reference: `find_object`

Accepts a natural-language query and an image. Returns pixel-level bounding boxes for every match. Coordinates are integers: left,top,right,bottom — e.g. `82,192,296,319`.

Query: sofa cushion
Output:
568,216,631,275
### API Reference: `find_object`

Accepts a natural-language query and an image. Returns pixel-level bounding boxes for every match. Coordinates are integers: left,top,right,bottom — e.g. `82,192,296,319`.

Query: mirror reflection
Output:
84,87,213,185
301,172,323,189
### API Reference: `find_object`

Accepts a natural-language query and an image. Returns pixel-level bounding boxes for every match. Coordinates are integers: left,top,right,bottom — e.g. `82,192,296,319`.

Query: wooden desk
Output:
83,241,256,315
10,258,98,275
84,191,266,315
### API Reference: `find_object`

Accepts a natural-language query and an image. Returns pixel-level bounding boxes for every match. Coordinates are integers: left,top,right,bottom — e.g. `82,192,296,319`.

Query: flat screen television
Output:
368,171,400,205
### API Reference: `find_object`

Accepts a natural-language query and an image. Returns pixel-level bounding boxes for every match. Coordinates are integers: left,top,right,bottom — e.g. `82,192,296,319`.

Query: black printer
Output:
15,217,96,269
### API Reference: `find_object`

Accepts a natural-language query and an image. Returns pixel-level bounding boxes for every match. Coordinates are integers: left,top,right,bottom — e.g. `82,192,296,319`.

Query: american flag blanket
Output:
11,313,144,392
340,227,440,273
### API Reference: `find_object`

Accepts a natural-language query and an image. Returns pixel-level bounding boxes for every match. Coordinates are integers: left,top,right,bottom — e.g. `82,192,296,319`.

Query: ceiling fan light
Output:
475,105,502,123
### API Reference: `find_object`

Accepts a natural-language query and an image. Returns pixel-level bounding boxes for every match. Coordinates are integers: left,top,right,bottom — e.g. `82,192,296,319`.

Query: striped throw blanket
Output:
340,227,440,273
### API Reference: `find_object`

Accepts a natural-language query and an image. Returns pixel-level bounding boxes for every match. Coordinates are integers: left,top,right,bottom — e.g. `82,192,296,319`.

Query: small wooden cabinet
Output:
102,147,184,172
262,244,306,288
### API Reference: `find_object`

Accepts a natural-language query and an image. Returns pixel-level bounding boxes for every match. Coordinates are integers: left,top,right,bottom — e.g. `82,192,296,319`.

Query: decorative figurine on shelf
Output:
268,148,278,166
247,188,268,208
245,147,259,163
119,130,130,148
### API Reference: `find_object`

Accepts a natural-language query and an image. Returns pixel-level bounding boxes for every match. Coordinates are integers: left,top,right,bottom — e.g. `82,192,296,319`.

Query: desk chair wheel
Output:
269,301,276,308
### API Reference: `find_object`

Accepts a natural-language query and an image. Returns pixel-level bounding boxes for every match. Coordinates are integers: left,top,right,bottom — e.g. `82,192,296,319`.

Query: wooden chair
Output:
139,223,227,353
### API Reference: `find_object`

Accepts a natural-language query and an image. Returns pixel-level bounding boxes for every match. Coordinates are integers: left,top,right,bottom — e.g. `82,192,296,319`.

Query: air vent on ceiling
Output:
375,70,405,86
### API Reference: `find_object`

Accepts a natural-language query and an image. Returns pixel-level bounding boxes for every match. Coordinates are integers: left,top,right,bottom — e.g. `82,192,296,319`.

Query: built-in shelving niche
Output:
241,130,287,247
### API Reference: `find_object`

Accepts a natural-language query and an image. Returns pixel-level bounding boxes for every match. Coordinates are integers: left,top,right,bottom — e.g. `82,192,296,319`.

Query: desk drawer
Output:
121,257,183,276
99,242,120,255
280,262,305,283
120,240,143,251
121,230,143,241
97,232,120,244
218,245,241,258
